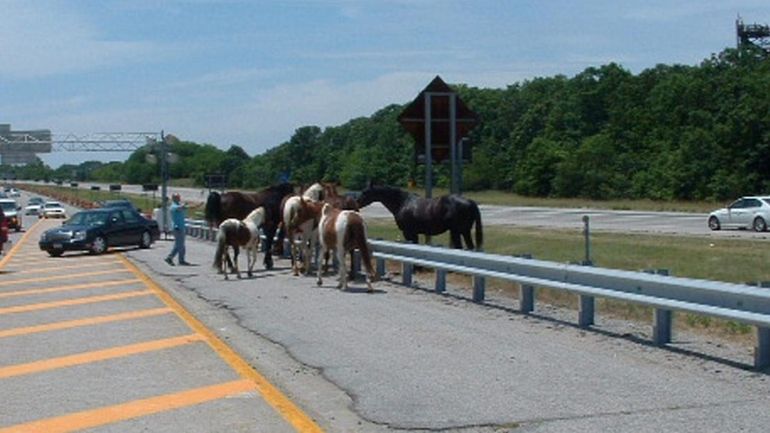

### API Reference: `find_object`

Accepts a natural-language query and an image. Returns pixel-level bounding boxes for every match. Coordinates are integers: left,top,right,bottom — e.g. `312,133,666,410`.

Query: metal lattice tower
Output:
737,17,770,53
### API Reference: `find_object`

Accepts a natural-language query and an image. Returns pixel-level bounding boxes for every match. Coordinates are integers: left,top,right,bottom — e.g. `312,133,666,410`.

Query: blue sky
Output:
1,0,768,168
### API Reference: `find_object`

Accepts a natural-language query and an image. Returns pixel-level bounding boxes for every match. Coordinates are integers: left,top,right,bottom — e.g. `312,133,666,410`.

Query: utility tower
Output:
736,17,770,53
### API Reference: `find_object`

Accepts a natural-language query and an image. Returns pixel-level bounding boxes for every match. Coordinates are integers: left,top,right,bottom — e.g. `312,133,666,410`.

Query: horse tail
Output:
213,224,227,270
205,192,222,227
347,213,375,279
473,202,483,251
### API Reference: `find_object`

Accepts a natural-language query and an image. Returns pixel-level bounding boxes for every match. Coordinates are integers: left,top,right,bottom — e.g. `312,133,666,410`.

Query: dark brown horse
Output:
357,185,483,250
205,183,295,269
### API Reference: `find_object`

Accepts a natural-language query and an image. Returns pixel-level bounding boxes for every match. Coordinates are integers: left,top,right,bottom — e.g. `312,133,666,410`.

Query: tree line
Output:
4,47,769,201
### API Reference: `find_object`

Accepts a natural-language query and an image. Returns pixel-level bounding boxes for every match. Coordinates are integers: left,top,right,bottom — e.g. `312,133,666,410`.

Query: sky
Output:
1,0,769,168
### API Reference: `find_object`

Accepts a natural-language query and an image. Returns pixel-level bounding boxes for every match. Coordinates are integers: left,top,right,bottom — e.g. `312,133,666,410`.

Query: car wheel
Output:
48,249,63,257
91,236,108,254
139,231,152,248
753,217,767,232
708,216,721,231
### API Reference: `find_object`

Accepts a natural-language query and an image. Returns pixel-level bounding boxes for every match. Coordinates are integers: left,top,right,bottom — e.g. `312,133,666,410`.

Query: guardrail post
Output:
473,275,485,302
376,257,385,278
403,262,413,287
520,284,534,313
652,269,672,345
756,327,770,369
435,269,446,293
578,295,594,327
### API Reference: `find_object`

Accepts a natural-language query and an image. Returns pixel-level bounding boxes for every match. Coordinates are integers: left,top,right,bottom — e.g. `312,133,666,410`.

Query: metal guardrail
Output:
185,218,770,369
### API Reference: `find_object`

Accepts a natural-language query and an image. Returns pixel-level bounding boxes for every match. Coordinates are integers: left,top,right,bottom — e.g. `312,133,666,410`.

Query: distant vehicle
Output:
0,198,22,231
708,196,770,232
41,201,67,219
98,199,139,212
39,208,160,256
25,197,45,215
8,188,20,198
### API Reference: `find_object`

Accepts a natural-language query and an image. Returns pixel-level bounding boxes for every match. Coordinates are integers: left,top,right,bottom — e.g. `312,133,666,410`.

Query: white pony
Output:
281,182,325,276
213,206,265,280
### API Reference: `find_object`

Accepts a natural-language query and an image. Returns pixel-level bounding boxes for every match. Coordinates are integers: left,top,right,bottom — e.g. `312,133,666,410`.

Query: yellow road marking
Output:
0,290,152,315
0,219,44,269
0,279,140,298
119,255,326,433
0,379,256,433
0,307,173,339
0,334,204,379
0,269,131,287
10,261,123,275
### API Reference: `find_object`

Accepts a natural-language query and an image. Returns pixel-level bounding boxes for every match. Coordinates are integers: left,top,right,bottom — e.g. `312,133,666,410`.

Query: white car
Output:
41,201,67,219
25,197,45,215
708,196,770,232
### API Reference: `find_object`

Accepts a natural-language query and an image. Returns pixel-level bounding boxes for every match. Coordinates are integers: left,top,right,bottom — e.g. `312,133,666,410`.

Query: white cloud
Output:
0,1,162,79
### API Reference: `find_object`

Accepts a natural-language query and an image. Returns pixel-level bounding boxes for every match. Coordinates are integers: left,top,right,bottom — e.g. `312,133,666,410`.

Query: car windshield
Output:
67,212,109,226
0,202,15,211
764,199,770,206
45,203,61,208
29,198,44,204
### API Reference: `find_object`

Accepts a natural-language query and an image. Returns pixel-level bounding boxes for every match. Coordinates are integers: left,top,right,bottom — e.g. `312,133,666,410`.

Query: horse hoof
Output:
316,279,322,286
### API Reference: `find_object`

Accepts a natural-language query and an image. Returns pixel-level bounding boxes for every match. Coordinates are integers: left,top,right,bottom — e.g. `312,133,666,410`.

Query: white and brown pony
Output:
316,203,376,292
280,182,326,276
213,207,265,279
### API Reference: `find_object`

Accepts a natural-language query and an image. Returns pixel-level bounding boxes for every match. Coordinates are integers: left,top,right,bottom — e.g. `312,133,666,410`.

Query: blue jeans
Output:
167,228,186,262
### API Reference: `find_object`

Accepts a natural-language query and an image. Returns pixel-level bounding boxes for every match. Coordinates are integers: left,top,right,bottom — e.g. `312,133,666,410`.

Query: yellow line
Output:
0,290,152,315
0,269,131,286
0,219,44,269
0,307,173,339
0,334,204,379
11,262,122,275
118,255,325,433
0,278,140,298
0,379,256,433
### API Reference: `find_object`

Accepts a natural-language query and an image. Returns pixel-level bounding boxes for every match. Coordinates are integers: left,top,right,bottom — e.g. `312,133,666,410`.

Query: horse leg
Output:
263,228,274,270
450,230,462,249
223,247,230,280
316,246,326,286
462,229,475,250
233,245,241,279
337,249,347,291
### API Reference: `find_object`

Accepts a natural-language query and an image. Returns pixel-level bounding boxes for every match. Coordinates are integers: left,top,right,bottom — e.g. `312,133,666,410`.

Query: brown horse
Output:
316,203,376,292
322,183,359,211
205,183,294,269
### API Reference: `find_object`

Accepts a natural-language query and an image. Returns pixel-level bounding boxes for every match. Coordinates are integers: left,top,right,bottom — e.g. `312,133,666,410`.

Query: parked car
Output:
40,201,67,219
0,199,22,232
8,188,20,198
25,197,45,215
39,208,160,256
708,196,770,232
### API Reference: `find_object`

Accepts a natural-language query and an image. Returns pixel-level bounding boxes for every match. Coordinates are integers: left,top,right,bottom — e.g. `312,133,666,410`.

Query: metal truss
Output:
52,132,162,152
0,131,162,152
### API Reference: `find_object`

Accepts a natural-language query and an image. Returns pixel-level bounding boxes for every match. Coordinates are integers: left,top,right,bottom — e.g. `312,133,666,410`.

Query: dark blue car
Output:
39,208,160,257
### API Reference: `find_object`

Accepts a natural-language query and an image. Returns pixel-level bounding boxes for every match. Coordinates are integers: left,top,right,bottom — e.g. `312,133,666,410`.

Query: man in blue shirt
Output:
165,193,191,266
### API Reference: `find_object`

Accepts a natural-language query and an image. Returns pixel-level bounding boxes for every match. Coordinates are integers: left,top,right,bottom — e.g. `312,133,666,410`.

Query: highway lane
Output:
33,181,770,240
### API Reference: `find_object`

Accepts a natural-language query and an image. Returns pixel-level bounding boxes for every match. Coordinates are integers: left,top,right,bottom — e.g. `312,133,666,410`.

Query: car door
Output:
106,210,129,246
739,198,762,228
120,209,144,244
726,199,746,228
